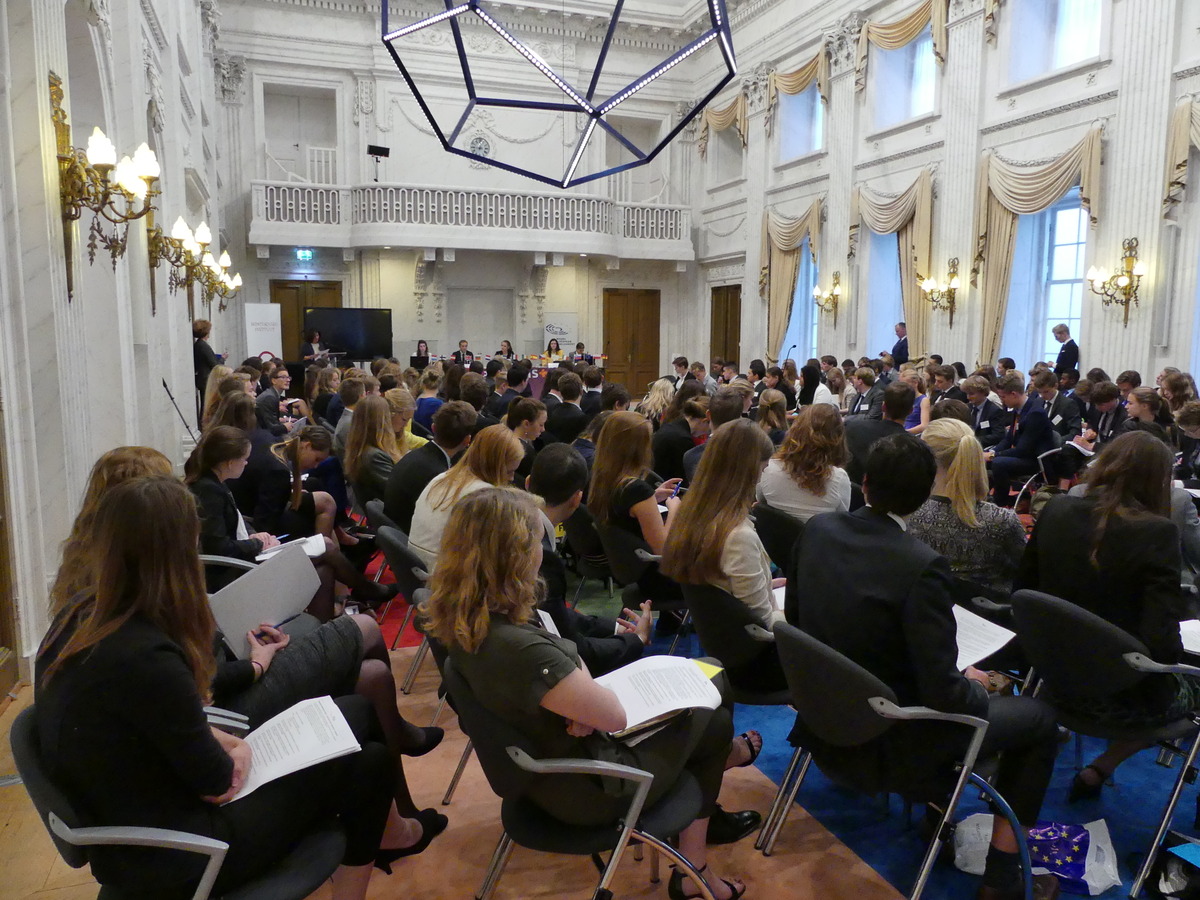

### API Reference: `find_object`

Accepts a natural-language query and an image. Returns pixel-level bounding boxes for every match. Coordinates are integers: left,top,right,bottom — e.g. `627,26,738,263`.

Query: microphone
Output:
782,344,797,364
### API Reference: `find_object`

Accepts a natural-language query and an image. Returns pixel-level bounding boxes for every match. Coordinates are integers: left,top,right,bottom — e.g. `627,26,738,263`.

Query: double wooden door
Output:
602,289,661,395
269,280,342,362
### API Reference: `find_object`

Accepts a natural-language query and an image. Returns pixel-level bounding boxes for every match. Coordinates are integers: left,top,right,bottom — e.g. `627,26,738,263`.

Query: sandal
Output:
668,865,746,900
1068,764,1110,803
734,730,762,768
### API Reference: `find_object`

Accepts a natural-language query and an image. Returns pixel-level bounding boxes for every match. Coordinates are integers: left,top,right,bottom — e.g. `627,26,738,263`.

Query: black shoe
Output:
705,804,761,845
353,581,400,608
1067,764,1108,803
374,808,448,873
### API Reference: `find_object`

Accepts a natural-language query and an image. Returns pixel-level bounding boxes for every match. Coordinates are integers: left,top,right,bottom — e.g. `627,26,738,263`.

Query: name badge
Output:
1052,414,1063,425
980,421,990,429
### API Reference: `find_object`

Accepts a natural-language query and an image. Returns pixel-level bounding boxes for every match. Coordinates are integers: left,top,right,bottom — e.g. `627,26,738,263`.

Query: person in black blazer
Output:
1177,402,1200,483
930,365,968,406
485,365,528,419
985,373,1055,506
545,372,588,444
787,434,1059,900
1017,432,1193,798
300,328,328,362
1032,370,1081,443
652,395,710,483
193,319,221,394
580,383,603,420
383,401,475,531
1059,380,1127,483
449,339,475,365
1052,323,1079,375
846,367,884,419
962,377,1008,449
256,367,295,436
843,382,912,484
890,322,909,366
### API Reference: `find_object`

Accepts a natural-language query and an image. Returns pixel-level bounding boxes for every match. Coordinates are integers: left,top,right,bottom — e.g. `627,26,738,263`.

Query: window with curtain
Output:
1009,0,1102,83
866,230,905,357
710,127,744,185
997,187,1086,369
872,26,936,132
779,238,819,360
778,84,825,162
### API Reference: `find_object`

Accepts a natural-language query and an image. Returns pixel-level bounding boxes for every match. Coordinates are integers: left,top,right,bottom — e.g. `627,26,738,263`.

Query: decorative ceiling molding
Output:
1174,64,1200,82
139,0,168,50
856,140,945,171
979,91,1117,135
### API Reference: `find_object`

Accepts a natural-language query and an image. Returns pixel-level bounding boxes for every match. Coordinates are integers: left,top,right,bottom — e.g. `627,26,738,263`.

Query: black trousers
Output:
977,694,1060,825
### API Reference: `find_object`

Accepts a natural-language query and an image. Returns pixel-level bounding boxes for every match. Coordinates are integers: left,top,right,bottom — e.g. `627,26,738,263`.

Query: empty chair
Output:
561,505,614,601
680,583,788,702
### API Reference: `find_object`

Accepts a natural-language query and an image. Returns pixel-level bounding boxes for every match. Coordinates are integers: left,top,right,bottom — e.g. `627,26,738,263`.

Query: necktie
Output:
973,404,983,429
1009,409,1019,438
1099,411,1109,437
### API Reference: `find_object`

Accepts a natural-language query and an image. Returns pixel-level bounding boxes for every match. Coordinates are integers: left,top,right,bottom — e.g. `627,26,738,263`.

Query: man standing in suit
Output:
1052,324,1079,375
985,372,1055,506
962,376,1007,449
450,339,475,365
383,401,476,531
580,365,604,420
546,372,588,443
844,382,912,484
847,366,885,419
890,321,909,366
786,434,1060,900
485,364,528,419
1032,370,1081,442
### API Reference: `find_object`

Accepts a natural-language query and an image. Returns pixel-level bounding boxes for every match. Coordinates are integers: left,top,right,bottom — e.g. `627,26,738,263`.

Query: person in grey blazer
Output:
846,366,884,419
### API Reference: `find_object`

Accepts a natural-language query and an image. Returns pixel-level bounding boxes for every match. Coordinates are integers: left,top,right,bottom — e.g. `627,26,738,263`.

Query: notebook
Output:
207,544,321,660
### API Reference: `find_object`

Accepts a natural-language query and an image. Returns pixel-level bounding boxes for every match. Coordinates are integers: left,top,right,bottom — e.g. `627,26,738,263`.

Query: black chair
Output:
376,525,431,661
1010,589,1200,898
679,584,789,705
758,622,1034,900
595,522,690,654
442,659,712,900
750,504,805,572
10,705,345,900
562,506,615,603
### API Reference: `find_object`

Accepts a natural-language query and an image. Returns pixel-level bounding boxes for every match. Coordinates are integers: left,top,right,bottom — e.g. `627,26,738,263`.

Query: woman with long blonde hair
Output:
200,365,233,429
755,389,788,445
407,424,524,569
636,377,675,430
756,405,850,521
909,418,1026,595
344,394,406,506
426,487,752,900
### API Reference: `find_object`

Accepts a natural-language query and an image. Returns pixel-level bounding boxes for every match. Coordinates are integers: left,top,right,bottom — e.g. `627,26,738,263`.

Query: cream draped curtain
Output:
698,92,748,158
855,0,948,93
1164,96,1200,217
984,0,1002,44
765,48,830,135
971,127,1103,365
760,198,823,363
848,169,933,360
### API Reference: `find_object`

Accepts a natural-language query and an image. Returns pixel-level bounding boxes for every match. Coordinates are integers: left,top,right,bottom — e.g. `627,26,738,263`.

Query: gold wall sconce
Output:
920,257,960,328
1086,237,1146,327
813,271,842,328
148,217,243,318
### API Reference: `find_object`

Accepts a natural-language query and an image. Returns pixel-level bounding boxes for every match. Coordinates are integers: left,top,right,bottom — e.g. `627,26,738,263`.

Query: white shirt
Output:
756,459,852,522
408,473,491,570
811,382,837,408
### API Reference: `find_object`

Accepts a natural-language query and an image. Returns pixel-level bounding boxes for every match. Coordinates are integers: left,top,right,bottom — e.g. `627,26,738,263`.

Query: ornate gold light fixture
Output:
1086,237,1146,327
813,270,842,328
920,257,961,328
50,73,160,301
148,216,242,318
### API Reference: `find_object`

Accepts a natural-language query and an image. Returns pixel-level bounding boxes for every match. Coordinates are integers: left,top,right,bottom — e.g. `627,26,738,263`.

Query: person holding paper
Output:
34,476,421,900
787,434,1060,900
663,420,787,693
1018,431,1200,800
426,488,759,900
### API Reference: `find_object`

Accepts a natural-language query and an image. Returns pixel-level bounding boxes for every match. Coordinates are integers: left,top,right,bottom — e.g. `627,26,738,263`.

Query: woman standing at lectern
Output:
301,329,328,362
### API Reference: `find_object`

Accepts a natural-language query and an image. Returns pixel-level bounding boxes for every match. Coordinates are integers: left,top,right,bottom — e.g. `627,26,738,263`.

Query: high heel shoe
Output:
1068,764,1109,803
353,580,400,607
667,865,746,900
374,808,448,873
403,726,445,758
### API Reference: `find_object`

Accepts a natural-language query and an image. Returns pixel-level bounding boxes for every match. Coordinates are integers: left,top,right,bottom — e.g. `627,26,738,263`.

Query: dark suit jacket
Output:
968,399,1008,449
993,397,1054,461
1017,495,1186,709
1088,404,1129,447
255,386,287,435
848,383,884,419
932,385,968,405
193,339,220,392
471,411,501,435
843,417,904,484
450,349,475,365
580,389,603,420
1054,339,1079,375
542,393,562,415
652,418,696,482
891,336,909,366
1044,391,1082,440
546,402,587,444
485,388,521,420
226,426,281,526
383,441,451,533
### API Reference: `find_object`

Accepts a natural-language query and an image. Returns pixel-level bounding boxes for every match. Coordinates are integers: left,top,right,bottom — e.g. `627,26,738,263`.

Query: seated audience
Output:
344,394,406,507
601,382,631,412
684,388,746,483
311,366,341,423
1018,431,1198,798
383,400,476,532
962,375,1008,449
909,419,1027,597
425,487,759,900
985,373,1054,506
638,377,677,428
844,382,913,484
930,398,973,425
333,376,378,459
1162,371,1198,415
764,365,797,410
787,433,1060,900
796,364,835,408
546,371,588,443
414,368,444,431
755,388,788,445
580,365,604,419
929,364,968,405
1175,400,1200,482
899,369,928,433
826,367,850,413
458,371,500,432
485,363,529,420
653,393,710,483
757,404,850,521
408,424,524,569
506,397,548,485
1032,369,1082,443
846,366,883,418
1121,386,1176,442
200,365,233,429
691,360,719,395
540,367,566,414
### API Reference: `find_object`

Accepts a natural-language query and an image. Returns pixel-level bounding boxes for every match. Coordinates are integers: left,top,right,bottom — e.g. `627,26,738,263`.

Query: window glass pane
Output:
1051,245,1079,281
1054,208,1082,243
910,31,936,118
1046,283,1075,320
782,238,819,360
1054,0,1101,69
778,85,823,161
873,26,935,130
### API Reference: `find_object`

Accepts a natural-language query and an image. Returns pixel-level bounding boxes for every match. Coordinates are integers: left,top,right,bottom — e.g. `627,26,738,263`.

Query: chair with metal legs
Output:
375,525,430,661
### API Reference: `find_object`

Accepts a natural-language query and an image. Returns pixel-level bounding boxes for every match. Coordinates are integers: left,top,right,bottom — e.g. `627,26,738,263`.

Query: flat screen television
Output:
303,307,393,361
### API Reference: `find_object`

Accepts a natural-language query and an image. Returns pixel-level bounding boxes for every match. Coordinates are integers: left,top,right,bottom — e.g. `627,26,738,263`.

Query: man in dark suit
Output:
890,321,909,366
545,372,588,444
573,342,594,365
786,434,1060,900
1032,370,1081,442
255,366,295,436
962,376,1008,449
847,367,885,419
485,364,529,419
930,364,968,406
986,372,1055,506
1052,323,1079,375
450,339,475,365
528,444,649,676
383,401,476,532
580,365,604,420
457,372,501,435
1058,380,1128,484
844,382,912,484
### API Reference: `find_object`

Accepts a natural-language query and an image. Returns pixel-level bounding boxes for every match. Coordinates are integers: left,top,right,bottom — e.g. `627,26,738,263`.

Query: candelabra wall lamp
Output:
813,271,842,329
920,257,961,328
148,216,242,318
50,73,160,302
1086,238,1146,327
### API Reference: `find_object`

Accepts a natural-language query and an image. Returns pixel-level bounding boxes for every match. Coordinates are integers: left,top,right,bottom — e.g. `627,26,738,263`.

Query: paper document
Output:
953,605,1016,671
225,696,360,803
256,533,325,562
537,609,561,637
1068,439,1095,457
1180,619,1200,655
773,586,786,610
594,656,722,739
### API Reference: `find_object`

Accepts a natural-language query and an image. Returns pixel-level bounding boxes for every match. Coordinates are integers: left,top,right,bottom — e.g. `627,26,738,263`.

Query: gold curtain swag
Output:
765,48,830,136
855,0,948,93
760,198,823,363
698,92,748,158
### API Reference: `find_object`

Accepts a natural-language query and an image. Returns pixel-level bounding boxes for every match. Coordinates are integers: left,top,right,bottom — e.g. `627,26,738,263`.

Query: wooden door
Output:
0,391,18,698
710,284,741,363
603,288,661,395
269,280,342,362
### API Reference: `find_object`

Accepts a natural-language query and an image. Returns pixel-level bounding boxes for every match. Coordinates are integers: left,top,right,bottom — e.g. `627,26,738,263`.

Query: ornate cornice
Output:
140,0,168,50
980,90,1117,135
855,140,944,171
826,11,862,76
743,63,771,114
1175,64,1200,82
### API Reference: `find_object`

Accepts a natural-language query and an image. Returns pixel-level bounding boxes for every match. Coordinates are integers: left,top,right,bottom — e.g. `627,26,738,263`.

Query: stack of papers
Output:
953,605,1016,670
594,656,723,739
255,533,325,562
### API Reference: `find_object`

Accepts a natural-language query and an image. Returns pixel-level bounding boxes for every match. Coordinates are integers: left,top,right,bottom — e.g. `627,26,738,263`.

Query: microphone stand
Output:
782,344,797,365
163,378,198,444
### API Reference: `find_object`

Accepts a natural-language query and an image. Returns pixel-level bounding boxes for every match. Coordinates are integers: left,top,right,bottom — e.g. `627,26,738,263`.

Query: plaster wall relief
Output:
213,50,246,104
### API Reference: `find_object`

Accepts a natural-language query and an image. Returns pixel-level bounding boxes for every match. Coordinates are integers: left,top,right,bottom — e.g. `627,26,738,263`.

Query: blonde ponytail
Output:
922,419,988,528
